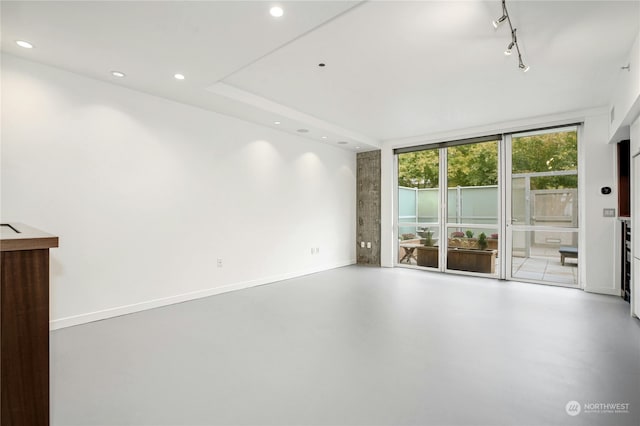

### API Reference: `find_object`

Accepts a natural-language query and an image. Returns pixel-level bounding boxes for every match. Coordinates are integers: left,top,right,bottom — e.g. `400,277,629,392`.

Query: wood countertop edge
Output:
1,223,59,252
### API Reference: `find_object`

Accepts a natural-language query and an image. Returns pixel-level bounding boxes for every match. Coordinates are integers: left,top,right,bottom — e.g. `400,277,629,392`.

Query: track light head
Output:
518,60,530,73
504,42,514,56
492,14,507,29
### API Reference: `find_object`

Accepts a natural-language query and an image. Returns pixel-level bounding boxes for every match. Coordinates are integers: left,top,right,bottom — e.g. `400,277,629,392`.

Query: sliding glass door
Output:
396,138,500,277
397,148,441,268
396,125,580,287
445,140,500,276
506,127,579,286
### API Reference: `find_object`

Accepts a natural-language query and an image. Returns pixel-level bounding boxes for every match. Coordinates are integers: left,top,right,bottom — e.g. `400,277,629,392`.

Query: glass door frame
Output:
395,146,443,271
504,127,581,288
395,137,504,279
394,124,581,287
442,140,503,278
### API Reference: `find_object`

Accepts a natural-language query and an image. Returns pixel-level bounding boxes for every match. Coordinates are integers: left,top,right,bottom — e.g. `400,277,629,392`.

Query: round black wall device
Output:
601,187,612,195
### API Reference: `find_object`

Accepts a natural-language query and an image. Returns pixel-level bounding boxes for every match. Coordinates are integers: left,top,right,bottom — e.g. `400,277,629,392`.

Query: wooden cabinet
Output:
1,223,58,426
618,140,631,217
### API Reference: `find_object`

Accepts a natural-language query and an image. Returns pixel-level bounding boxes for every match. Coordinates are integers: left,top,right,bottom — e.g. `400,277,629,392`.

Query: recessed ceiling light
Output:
270,6,284,17
111,71,126,78
16,40,33,49
174,73,185,80
321,136,328,139
355,146,361,149
274,121,281,125
297,129,309,133
337,141,348,145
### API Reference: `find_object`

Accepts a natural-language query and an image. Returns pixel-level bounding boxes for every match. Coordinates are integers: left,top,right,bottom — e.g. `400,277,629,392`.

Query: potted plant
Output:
449,230,478,249
447,231,497,274
448,231,465,248
477,232,488,250
416,228,438,268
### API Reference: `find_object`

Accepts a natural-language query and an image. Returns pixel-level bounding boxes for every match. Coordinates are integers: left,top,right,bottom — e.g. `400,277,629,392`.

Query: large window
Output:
395,126,580,287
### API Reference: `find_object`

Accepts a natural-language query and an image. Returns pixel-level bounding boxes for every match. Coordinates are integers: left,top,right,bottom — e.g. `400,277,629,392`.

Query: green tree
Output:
512,131,577,189
447,142,498,187
398,149,439,188
398,131,577,190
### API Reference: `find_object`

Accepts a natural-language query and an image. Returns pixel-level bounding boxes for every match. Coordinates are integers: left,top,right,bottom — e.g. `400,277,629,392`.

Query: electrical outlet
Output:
217,258,223,267
360,241,365,248
367,242,371,249
311,248,314,254
316,247,320,253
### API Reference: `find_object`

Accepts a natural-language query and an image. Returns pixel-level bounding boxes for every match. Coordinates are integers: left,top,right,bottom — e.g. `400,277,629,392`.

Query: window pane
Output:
512,130,577,174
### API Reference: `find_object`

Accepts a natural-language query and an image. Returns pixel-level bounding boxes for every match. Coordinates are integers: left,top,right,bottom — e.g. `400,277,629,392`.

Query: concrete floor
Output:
51,266,640,426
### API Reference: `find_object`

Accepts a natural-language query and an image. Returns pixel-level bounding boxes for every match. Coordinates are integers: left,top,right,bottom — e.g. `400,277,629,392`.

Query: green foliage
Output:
417,228,434,246
447,142,498,187
465,230,474,238
423,228,434,247
398,149,439,188
398,131,577,190
512,131,577,189
478,232,488,250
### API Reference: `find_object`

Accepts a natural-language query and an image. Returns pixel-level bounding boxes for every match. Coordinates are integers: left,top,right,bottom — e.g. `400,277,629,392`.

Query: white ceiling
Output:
2,1,639,151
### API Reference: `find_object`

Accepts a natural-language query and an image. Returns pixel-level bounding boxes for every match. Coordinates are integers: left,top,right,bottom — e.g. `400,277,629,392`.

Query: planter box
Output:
449,237,499,254
447,248,496,274
448,237,478,249
416,246,439,268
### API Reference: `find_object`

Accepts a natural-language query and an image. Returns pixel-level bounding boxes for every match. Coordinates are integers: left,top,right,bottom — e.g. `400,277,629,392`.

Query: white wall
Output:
380,109,619,295
609,31,640,143
581,113,619,295
1,54,357,328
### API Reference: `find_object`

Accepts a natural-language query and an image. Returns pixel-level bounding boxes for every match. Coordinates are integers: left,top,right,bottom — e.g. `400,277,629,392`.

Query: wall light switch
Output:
603,208,616,217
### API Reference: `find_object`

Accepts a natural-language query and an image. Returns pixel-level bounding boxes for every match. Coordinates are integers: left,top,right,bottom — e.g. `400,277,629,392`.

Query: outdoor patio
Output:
398,244,578,286
511,244,578,285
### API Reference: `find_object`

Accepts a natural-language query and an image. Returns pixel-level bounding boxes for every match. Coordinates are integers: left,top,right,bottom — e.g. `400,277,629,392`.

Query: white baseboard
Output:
50,259,357,330
583,287,621,296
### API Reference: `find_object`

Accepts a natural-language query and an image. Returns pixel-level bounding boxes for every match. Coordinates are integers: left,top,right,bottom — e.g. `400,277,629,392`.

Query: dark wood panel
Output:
1,249,50,426
618,140,630,217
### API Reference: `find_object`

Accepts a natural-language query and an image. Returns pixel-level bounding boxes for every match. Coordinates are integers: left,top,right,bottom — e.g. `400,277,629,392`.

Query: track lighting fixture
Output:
504,41,514,56
493,0,529,72
492,15,507,29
